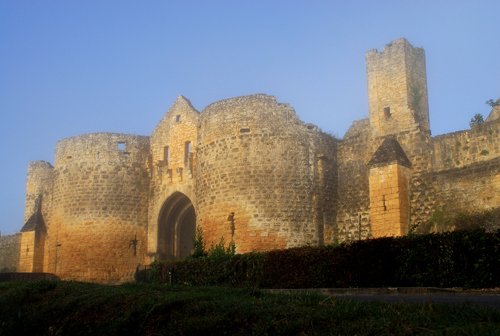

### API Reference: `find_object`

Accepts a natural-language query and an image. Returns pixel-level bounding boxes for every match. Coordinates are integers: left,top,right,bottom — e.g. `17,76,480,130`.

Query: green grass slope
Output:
0,281,498,335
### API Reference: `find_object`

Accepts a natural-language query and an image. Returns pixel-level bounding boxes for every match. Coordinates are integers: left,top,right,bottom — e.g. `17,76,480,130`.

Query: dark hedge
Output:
138,230,499,289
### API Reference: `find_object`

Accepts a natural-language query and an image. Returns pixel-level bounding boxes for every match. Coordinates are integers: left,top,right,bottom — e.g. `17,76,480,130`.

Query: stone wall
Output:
428,157,500,214
335,129,374,241
432,119,500,171
196,95,337,252
313,132,338,245
0,234,20,272
45,133,150,282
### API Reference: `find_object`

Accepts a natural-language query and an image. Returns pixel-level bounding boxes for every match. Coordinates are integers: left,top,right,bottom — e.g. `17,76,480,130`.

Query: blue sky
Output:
1,1,499,234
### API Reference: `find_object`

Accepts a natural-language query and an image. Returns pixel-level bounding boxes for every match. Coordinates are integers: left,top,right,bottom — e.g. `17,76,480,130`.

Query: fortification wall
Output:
428,157,499,214
336,130,373,241
401,119,500,225
196,95,336,251
432,120,500,171
313,133,338,245
393,131,433,226
148,96,199,259
338,114,435,238
0,234,20,272
45,133,150,283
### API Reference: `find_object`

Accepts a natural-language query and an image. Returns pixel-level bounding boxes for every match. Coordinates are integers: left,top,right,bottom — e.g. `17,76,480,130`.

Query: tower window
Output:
184,141,192,164
117,142,126,151
163,146,170,166
384,107,391,119
175,115,181,122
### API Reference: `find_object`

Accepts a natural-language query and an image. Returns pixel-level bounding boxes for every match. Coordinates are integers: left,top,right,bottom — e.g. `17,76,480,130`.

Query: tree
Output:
191,226,207,258
486,99,500,107
469,113,484,128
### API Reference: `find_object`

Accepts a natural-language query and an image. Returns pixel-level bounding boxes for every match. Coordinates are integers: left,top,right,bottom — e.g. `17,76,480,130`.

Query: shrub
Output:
469,113,484,128
143,227,499,289
413,207,500,234
191,226,207,259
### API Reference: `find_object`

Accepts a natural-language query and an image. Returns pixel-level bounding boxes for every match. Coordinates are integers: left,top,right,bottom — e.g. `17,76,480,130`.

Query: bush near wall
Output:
141,230,499,288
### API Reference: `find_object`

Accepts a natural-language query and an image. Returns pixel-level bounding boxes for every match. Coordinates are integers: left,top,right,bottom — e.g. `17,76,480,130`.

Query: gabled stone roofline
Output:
165,95,200,115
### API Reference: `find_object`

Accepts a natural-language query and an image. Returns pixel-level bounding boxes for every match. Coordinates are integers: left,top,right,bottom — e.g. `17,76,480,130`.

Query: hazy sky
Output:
1,1,499,235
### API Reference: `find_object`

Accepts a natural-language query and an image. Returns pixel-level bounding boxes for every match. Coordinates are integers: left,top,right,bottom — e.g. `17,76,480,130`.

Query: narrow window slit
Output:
384,107,391,119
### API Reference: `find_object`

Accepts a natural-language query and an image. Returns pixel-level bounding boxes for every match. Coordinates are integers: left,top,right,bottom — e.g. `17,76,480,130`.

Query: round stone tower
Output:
196,95,337,252
46,133,150,282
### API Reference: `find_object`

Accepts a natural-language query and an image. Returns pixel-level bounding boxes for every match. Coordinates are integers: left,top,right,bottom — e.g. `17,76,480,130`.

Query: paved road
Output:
265,288,500,309
331,294,500,309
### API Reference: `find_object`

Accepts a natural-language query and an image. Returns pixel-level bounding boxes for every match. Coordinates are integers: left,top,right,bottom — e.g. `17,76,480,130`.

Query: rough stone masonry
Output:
1,38,498,283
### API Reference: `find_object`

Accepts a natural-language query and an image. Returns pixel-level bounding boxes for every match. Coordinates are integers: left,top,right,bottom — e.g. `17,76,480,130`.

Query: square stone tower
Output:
366,38,430,137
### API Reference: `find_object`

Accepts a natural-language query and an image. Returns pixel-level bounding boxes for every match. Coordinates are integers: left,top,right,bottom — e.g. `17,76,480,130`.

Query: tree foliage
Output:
486,98,500,107
469,113,484,128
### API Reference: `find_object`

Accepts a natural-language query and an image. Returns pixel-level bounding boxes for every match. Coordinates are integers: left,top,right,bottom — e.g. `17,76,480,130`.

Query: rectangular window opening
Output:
163,146,170,166
240,127,251,134
175,115,181,122
384,107,391,119
117,142,126,151
184,141,192,164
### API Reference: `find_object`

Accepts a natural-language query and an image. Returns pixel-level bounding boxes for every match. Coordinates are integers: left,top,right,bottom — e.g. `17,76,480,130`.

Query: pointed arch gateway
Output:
157,192,196,261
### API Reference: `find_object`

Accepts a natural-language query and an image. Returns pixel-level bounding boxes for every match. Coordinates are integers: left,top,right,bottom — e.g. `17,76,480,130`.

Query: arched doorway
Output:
157,192,196,261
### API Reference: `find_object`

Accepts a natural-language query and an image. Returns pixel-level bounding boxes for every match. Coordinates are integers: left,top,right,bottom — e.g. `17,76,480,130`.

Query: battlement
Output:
54,133,150,167
366,38,423,58
200,95,300,140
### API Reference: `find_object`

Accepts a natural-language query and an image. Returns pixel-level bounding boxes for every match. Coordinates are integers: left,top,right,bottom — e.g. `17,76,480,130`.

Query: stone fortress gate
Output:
0,38,498,282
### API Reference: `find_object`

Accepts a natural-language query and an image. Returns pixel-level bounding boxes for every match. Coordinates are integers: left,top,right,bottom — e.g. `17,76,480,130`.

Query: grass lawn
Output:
0,281,498,335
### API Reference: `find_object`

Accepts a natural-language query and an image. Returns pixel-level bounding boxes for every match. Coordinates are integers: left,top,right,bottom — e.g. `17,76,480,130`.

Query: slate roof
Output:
368,137,411,168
